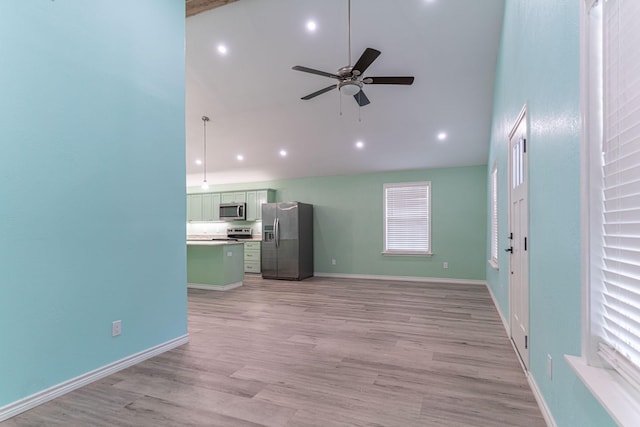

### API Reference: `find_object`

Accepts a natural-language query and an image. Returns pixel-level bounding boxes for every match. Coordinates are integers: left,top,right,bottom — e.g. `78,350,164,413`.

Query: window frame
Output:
489,162,499,269
382,181,432,256
567,1,640,425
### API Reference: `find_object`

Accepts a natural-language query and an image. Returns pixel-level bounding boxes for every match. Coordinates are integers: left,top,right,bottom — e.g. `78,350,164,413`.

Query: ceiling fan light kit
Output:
291,0,414,108
339,80,362,96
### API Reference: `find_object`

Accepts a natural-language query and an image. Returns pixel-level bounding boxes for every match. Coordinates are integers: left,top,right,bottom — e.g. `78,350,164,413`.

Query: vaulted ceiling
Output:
185,0,505,186
185,0,238,17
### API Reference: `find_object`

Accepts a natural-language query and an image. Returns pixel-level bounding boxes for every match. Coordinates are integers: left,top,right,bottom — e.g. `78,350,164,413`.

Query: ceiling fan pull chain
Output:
359,104,362,122
339,91,343,116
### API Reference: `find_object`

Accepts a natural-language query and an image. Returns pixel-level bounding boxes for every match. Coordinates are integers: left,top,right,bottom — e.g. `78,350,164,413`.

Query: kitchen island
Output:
186,241,244,290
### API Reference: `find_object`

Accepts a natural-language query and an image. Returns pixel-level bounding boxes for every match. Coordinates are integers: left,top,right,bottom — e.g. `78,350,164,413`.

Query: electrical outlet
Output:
547,354,553,379
112,320,122,337
331,259,336,265
227,251,233,257
443,262,449,269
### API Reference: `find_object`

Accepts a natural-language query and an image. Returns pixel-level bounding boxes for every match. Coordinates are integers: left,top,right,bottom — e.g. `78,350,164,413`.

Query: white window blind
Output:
490,164,499,265
598,0,640,389
383,182,431,255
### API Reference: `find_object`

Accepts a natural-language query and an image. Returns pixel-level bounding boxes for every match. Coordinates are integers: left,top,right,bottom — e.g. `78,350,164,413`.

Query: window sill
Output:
565,355,640,427
488,259,499,270
381,251,432,257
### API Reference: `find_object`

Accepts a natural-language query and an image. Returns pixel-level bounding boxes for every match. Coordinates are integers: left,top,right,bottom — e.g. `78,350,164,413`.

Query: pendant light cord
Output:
348,0,352,66
202,116,210,184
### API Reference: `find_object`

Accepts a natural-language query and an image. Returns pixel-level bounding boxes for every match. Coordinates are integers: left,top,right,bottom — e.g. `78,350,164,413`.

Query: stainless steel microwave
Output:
219,203,246,221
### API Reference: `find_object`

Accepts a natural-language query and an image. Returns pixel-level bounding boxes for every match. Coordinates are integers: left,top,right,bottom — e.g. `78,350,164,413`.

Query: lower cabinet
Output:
244,241,261,273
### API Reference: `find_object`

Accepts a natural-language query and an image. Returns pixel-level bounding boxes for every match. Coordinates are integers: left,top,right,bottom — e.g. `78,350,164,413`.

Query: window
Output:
383,182,431,255
595,0,640,385
570,0,640,423
490,163,499,268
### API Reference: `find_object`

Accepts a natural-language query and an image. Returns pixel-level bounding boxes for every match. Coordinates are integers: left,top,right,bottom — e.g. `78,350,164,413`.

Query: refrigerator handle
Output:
274,218,279,248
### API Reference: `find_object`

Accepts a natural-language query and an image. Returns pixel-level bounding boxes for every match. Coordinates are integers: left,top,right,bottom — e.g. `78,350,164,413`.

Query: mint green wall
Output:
0,1,187,408
486,1,613,425
190,166,487,281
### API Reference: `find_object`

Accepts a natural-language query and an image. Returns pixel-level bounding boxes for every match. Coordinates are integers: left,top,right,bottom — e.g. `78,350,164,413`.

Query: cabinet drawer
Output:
244,262,261,273
244,251,260,261
244,241,261,250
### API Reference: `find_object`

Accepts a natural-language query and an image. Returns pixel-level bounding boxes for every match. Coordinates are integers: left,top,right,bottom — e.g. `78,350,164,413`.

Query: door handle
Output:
275,218,280,248
505,247,513,253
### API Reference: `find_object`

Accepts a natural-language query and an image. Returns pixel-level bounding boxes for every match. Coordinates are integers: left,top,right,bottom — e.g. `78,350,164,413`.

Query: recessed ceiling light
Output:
279,150,287,157
195,159,202,165
217,44,228,55
437,132,447,141
236,154,244,161
306,20,317,32
355,141,365,149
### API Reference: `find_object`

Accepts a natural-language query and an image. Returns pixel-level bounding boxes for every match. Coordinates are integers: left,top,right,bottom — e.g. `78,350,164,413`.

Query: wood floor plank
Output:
4,276,546,426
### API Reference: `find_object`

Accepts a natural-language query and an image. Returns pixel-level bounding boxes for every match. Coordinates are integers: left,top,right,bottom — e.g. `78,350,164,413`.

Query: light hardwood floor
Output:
4,276,546,426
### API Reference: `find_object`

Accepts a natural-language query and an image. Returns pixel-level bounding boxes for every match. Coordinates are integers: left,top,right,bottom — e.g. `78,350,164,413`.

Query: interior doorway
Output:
508,105,530,369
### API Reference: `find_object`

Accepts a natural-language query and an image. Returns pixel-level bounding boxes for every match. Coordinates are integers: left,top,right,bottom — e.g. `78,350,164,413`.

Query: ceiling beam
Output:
186,0,239,17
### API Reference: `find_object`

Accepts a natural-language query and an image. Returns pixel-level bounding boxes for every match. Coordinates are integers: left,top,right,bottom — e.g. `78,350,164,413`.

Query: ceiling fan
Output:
292,0,415,107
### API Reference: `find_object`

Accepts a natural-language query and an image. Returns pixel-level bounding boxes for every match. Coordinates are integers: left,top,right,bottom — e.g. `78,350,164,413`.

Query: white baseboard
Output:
187,281,243,291
314,272,487,286
484,283,556,427
0,334,189,422
485,282,510,334
527,371,558,427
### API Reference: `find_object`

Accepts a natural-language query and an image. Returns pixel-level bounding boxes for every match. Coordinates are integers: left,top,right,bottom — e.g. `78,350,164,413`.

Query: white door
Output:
508,107,529,369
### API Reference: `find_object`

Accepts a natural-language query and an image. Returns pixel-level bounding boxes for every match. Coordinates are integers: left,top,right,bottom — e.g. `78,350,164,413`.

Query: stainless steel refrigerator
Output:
261,202,313,280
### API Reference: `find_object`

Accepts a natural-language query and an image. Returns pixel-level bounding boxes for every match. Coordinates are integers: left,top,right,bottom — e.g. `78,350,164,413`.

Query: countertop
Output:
187,234,262,242
186,240,244,246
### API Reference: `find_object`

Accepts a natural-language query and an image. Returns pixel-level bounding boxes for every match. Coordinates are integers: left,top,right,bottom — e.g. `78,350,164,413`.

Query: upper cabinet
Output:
201,193,220,221
187,194,203,221
188,189,275,222
246,191,257,221
221,192,246,204
246,189,275,221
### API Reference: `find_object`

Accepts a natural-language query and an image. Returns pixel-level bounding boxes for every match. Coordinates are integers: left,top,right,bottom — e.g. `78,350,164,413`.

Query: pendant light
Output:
201,115,210,190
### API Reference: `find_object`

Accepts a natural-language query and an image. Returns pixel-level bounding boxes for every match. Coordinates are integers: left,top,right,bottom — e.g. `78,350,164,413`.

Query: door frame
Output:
507,104,530,369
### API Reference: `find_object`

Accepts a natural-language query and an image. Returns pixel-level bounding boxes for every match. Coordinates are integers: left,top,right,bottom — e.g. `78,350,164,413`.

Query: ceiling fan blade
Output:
353,90,370,107
364,76,415,85
301,85,337,100
292,66,340,79
352,48,381,75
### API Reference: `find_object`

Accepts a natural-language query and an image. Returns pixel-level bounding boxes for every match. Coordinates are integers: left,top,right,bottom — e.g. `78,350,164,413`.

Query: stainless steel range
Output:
227,227,253,239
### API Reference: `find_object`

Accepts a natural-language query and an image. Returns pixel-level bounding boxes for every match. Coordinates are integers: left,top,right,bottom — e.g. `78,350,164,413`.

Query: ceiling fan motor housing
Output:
338,66,355,78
